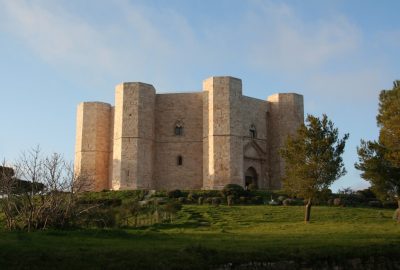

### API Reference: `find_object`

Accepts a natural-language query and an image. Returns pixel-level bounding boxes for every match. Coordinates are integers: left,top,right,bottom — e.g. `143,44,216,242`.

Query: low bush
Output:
277,196,286,202
239,196,247,204
333,198,342,206
282,198,303,206
227,195,234,206
187,192,198,202
167,190,183,199
205,197,213,205
182,190,220,200
368,201,382,208
211,197,221,206
79,208,117,228
282,199,291,206
382,201,398,209
198,196,204,205
221,184,245,200
78,198,122,208
251,196,264,205
247,183,258,191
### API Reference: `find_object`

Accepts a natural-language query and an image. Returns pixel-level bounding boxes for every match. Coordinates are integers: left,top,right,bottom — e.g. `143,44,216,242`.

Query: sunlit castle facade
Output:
74,76,304,191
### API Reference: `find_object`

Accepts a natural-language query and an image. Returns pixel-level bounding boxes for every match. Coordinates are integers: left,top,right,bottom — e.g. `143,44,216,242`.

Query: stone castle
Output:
74,76,304,191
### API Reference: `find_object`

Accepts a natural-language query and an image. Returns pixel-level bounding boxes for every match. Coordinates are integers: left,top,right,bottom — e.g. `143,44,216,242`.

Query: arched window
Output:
177,155,183,166
249,124,256,139
174,121,184,136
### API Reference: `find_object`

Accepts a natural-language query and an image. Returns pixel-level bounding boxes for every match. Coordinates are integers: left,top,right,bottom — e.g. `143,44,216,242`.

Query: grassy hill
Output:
0,205,399,269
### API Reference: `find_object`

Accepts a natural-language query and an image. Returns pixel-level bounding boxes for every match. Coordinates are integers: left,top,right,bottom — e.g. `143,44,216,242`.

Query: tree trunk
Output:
396,199,400,223
305,198,312,223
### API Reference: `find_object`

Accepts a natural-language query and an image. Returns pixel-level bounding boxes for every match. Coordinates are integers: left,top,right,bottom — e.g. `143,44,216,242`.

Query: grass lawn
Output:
0,205,399,269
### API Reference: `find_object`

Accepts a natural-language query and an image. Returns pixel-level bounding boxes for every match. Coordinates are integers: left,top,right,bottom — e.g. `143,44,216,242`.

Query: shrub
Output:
205,197,213,204
251,196,263,205
191,190,221,198
382,201,398,209
282,199,291,206
333,198,342,206
248,183,258,191
167,189,183,198
153,190,167,197
154,197,168,205
239,196,247,204
277,196,286,202
221,184,245,199
78,198,122,208
211,197,221,206
227,195,234,206
164,201,182,222
198,196,204,205
327,198,334,206
178,197,186,203
79,208,117,228
368,201,382,208
187,192,197,202
282,198,303,206
356,188,376,200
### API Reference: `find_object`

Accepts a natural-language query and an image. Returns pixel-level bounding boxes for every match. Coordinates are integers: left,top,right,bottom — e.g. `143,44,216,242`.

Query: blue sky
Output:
0,0,399,191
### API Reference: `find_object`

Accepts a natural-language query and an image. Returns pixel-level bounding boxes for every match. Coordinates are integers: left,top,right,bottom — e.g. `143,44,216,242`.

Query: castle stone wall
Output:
74,76,304,191
112,83,155,190
267,93,304,188
74,102,112,191
154,93,203,190
241,96,269,188
203,76,243,189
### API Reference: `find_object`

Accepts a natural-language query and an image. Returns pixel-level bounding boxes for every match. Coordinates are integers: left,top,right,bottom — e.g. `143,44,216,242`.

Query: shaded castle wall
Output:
241,96,269,188
203,76,243,189
154,93,203,190
74,102,112,191
112,83,155,190
108,107,114,188
267,93,304,189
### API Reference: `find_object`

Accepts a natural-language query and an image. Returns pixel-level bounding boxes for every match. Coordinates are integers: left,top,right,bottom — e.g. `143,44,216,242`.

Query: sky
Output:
0,0,399,191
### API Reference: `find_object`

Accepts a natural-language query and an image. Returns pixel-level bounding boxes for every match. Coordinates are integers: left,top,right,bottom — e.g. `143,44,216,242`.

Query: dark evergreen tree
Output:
356,81,400,209
281,114,349,222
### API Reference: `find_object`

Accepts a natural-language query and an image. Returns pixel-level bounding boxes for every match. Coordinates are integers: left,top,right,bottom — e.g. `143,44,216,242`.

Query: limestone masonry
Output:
74,76,304,191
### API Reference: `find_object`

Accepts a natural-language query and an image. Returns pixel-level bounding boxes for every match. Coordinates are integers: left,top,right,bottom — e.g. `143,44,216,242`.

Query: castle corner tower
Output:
112,82,156,190
203,76,244,189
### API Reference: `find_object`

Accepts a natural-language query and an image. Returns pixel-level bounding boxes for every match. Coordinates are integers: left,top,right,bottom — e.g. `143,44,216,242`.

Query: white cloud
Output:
0,1,117,73
0,0,380,97
0,0,200,89
244,1,361,73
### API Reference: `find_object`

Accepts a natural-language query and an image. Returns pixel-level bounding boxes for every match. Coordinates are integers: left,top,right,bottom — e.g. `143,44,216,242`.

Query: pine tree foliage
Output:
356,81,400,202
281,114,349,200
377,80,400,167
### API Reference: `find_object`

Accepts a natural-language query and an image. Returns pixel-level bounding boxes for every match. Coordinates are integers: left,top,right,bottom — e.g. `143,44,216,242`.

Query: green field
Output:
0,205,399,269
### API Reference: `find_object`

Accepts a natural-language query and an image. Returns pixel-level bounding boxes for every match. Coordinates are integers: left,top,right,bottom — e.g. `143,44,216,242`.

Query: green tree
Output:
355,81,400,209
377,81,400,167
281,114,349,222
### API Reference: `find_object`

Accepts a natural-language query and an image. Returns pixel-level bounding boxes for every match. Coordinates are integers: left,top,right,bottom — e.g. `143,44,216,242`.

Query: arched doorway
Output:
244,167,258,190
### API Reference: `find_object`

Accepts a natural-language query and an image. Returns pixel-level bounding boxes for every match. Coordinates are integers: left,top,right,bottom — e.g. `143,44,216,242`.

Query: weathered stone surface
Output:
74,102,112,191
74,76,304,191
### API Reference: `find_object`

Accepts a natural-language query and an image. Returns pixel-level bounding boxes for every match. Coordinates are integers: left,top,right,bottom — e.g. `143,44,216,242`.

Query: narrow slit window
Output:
174,121,184,136
250,124,257,139
177,155,183,166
